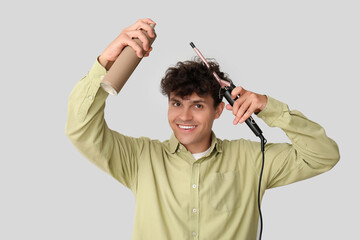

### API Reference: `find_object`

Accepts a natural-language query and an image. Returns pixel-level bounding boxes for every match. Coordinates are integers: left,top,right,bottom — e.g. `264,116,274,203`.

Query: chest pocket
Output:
209,171,242,212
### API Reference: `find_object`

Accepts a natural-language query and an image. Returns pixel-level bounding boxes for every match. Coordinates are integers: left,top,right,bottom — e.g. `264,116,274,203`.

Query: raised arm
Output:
227,86,340,188
65,18,156,190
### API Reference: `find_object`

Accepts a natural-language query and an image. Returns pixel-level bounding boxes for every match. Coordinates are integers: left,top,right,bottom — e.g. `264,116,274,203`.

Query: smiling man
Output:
65,18,340,240
166,76,225,154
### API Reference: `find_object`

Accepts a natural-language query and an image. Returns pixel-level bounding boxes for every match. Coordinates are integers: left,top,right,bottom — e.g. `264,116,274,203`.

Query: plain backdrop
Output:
1,0,359,239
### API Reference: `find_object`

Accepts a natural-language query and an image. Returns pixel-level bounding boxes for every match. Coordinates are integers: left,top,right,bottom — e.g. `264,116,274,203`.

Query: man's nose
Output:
179,108,193,121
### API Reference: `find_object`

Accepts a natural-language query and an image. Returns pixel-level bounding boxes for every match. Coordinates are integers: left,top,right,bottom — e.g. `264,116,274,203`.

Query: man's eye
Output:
173,102,181,107
195,104,203,109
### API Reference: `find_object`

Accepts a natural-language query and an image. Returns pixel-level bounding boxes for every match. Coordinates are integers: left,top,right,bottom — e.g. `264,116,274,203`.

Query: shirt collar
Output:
169,131,223,154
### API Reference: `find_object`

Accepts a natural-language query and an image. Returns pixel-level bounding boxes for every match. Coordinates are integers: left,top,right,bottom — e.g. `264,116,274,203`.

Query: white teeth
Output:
178,125,196,129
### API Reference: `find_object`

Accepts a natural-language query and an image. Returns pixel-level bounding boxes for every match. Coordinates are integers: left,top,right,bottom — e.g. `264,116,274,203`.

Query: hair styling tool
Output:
190,42,267,240
190,42,266,143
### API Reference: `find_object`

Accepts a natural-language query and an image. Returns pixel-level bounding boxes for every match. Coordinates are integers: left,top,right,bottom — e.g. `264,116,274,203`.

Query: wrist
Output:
255,95,268,114
98,55,113,71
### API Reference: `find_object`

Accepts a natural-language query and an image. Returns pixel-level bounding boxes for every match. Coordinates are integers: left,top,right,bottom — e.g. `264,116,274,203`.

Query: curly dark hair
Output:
160,58,231,108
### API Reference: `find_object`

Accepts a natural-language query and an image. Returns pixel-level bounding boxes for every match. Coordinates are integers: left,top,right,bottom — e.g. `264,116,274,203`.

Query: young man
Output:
65,18,340,240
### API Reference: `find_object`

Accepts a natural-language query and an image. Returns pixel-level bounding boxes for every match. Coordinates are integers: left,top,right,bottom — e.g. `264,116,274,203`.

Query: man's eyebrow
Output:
169,97,181,102
192,100,206,104
169,97,207,104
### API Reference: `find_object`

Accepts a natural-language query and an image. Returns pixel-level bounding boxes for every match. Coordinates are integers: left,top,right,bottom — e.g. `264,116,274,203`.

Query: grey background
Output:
1,0,359,239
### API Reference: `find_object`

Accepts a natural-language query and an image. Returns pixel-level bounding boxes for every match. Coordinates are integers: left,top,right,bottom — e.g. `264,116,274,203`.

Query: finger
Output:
140,18,156,27
126,19,155,32
134,19,156,38
231,86,246,99
234,99,251,125
239,104,257,124
127,30,151,51
144,47,153,57
231,94,246,117
137,22,156,38
124,37,145,58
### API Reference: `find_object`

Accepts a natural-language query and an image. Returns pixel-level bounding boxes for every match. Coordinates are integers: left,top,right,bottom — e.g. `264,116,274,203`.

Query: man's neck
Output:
184,136,212,154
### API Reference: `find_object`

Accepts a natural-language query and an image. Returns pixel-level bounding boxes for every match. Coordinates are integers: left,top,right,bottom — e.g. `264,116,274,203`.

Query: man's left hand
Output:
225,86,268,125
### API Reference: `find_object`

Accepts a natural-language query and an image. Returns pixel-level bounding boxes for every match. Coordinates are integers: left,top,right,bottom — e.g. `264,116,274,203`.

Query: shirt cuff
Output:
89,58,107,85
256,95,290,127
86,59,108,99
77,59,108,121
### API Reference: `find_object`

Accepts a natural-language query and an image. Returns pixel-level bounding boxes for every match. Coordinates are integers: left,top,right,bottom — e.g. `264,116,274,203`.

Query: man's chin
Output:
174,133,195,146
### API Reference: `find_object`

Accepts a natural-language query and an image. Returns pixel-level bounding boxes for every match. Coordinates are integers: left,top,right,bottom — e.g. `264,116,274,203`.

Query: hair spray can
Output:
100,24,156,95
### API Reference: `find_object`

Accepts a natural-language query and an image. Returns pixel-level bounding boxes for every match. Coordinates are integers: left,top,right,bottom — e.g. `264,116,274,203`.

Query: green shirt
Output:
65,60,340,240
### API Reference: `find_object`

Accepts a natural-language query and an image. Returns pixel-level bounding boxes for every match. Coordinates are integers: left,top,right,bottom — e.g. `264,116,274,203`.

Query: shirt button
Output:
192,184,197,189
100,75,104,80
88,95,94,100
177,149,181,153
262,116,266,120
192,208,198,213
192,232,197,237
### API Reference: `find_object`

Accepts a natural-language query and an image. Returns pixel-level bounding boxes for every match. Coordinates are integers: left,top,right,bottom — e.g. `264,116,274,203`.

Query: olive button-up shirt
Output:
65,60,340,240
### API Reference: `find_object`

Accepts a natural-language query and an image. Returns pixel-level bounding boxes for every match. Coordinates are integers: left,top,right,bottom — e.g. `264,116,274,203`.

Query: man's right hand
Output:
99,18,156,70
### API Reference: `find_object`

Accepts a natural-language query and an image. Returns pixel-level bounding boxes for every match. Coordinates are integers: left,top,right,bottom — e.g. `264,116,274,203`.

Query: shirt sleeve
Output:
255,96,340,189
65,59,144,190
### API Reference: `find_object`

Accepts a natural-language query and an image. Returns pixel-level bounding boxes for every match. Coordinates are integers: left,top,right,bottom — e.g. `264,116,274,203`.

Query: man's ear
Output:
215,102,225,119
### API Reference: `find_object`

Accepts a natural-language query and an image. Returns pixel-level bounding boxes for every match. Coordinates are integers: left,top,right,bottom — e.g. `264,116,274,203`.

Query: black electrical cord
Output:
222,85,267,239
258,136,267,240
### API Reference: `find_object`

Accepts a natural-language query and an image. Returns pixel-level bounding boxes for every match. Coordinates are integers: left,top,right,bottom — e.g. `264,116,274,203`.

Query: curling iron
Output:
190,42,266,142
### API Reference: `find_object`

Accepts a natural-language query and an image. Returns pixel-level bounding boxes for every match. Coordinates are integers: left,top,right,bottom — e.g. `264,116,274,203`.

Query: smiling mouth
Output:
177,124,197,130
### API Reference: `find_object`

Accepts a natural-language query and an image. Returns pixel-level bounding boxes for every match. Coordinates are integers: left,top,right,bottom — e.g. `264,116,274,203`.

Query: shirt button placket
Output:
190,162,200,239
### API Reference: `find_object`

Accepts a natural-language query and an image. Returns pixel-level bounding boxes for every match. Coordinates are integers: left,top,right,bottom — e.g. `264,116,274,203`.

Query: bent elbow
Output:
329,142,340,169
320,140,341,172
302,139,340,174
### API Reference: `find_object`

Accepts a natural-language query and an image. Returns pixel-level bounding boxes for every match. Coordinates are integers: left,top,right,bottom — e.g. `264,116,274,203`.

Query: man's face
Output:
168,92,224,153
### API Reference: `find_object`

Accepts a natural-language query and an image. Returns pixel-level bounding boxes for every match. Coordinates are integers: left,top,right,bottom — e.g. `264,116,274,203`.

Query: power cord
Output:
258,135,267,240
